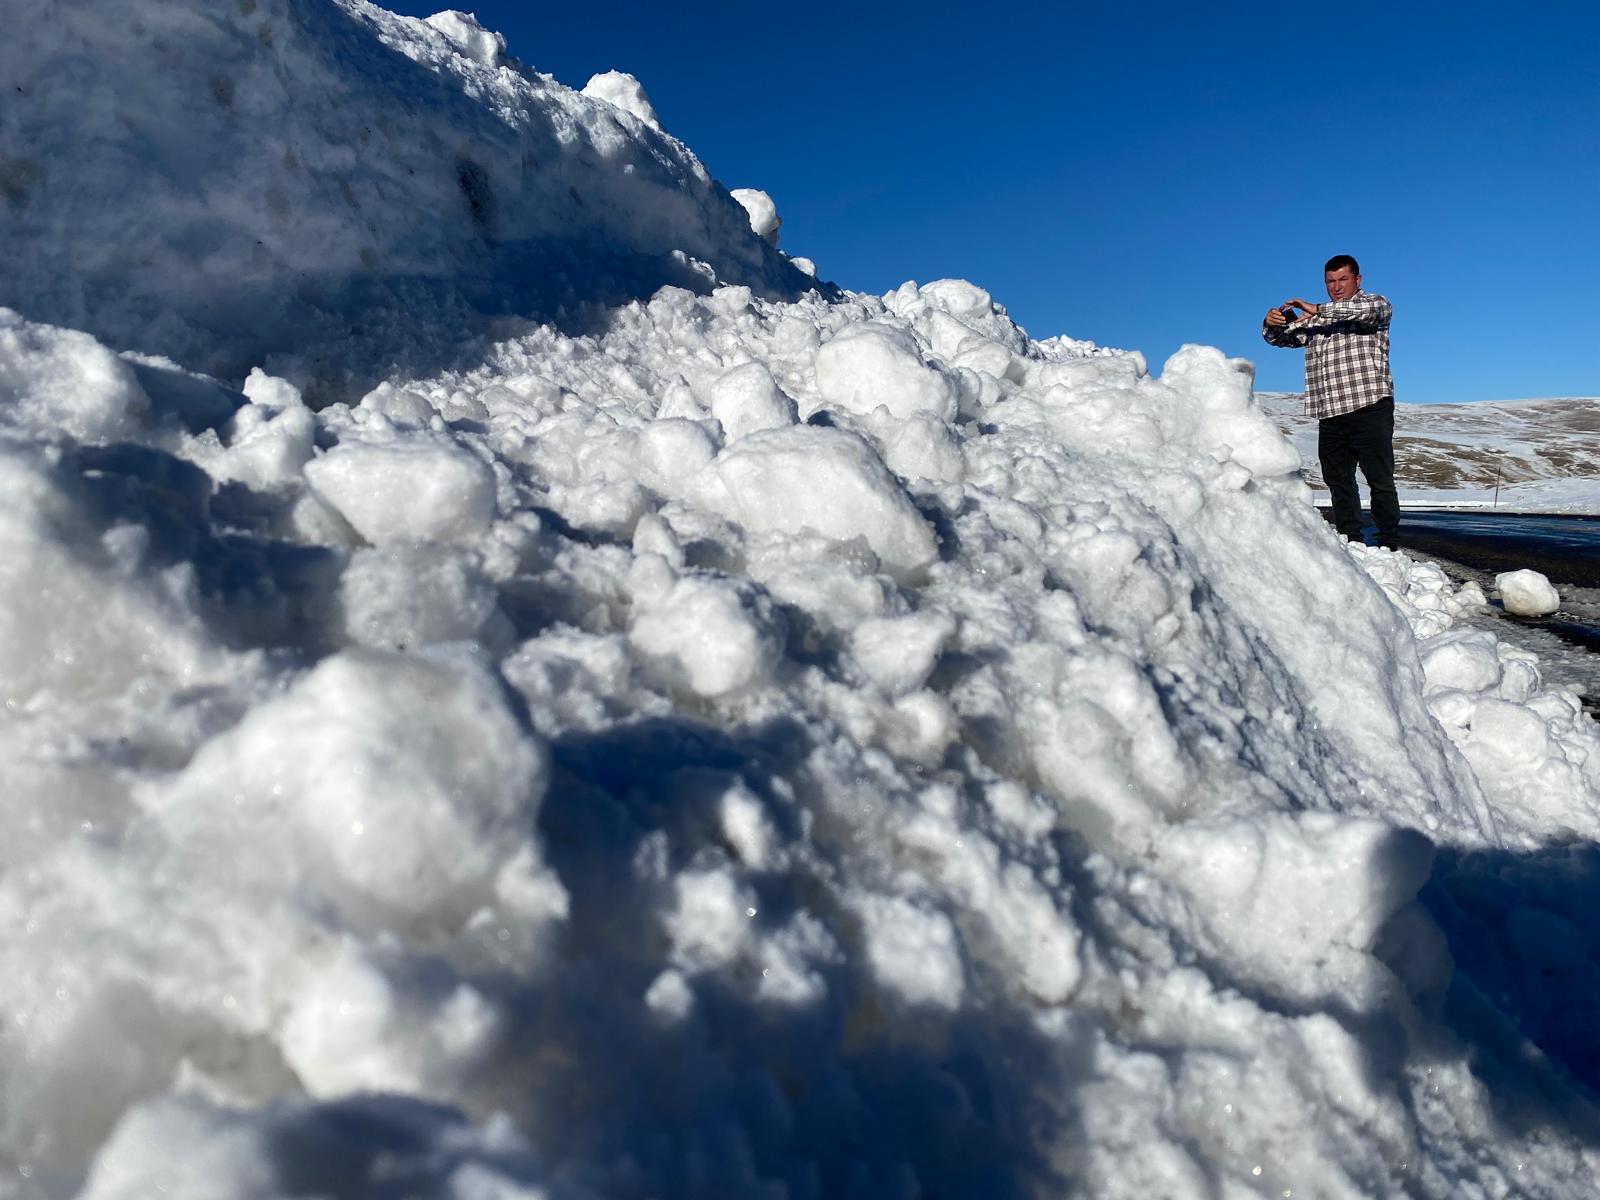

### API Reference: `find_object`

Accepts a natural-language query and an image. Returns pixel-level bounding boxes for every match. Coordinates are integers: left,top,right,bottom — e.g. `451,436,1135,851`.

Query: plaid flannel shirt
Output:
1261,291,1392,419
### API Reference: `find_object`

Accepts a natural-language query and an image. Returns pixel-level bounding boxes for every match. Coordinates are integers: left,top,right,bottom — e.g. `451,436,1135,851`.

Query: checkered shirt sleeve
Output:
1261,291,1393,418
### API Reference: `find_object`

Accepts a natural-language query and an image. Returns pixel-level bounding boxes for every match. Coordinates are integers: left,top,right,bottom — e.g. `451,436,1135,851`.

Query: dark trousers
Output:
1318,397,1399,544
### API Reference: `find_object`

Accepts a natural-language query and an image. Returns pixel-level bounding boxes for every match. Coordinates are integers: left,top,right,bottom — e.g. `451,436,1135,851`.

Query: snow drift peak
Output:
0,0,820,397
582,69,662,128
731,188,782,246
423,10,506,66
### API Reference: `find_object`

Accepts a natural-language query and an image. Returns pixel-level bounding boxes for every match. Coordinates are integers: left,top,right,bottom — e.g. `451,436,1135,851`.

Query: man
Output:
1262,255,1398,548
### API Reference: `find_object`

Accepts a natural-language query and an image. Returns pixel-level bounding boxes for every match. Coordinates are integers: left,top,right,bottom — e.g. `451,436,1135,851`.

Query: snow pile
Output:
4,3,1600,1198
0,0,814,392
1359,547,1599,839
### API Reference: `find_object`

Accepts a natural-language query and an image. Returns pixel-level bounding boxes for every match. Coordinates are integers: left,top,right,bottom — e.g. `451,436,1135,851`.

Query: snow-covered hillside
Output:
1259,392,1600,512
4,3,1600,1198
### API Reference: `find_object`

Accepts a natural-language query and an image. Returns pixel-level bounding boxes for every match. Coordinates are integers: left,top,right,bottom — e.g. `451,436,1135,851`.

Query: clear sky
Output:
388,1,1598,404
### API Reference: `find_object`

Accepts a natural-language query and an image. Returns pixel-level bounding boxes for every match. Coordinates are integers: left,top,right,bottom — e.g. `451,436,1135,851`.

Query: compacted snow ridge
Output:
4,3,1600,1198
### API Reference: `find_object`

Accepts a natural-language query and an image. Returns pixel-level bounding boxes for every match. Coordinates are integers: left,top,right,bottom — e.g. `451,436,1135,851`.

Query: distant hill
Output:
1256,392,1600,511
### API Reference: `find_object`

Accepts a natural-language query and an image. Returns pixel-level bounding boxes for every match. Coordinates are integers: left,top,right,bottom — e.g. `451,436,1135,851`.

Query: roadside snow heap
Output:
4,3,1600,1198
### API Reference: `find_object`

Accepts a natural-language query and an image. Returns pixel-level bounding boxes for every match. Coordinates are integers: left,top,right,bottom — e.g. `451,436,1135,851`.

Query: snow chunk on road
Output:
814,322,958,422
583,70,661,127
1496,568,1560,616
730,188,781,246
696,424,939,578
304,440,497,545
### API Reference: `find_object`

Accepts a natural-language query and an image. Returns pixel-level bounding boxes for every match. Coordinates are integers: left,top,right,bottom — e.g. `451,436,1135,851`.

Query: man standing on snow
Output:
1262,254,1398,548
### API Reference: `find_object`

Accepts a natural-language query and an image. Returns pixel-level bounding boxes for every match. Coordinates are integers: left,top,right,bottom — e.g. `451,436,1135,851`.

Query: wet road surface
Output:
1391,511,1600,589
1325,509,1600,589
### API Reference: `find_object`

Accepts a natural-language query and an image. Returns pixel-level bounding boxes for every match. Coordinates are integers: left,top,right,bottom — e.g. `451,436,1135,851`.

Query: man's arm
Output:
1292,293,1391,334
1261,306,1307,348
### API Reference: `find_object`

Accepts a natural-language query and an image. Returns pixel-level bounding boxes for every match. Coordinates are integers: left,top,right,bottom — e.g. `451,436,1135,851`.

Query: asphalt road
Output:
1327,510,1600,589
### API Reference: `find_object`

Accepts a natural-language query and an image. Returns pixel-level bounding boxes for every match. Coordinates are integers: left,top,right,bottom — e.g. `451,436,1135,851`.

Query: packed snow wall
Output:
0,0,818,394
5,3,1600,1199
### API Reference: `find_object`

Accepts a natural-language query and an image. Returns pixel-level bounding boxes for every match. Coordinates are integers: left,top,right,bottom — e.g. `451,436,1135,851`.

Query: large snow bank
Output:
4,4,1600,1198
0,0,817,395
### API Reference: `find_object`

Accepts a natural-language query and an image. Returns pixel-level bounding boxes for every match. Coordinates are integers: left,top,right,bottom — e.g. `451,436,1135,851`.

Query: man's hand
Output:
1284,298,1320,315
1264,306,1289,327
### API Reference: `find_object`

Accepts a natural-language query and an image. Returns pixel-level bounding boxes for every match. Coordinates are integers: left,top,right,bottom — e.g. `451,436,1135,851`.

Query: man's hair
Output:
1324,254,1360,275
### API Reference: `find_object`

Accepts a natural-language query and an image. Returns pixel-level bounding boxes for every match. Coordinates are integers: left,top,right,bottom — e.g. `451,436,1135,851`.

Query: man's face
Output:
1325,266,1360,302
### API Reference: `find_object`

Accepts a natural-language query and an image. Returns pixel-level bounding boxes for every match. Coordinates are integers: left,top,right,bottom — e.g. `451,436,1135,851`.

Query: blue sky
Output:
390,1,1598,404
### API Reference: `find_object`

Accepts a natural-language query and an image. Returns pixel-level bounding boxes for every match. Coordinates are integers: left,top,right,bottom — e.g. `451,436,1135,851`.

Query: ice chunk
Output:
918,279,994,320
851,610,955,695
281,942,504,1099
1419,628,1503,694
951,337,1021,382
645,968,695,1022
814,322,958,422
883,411,965,483
719,784,775,869
1495,568,1560,616
423,10,507,66
357,382,437,430
664,868,757,968
1469,697,1553,765
640,416,716,486
583,70,661,127
241,368,304,411
79,1095,551,1200
630,575,783,698
1156,813,1436,1003
696,425,939,578
194,380,316,492
1160,345,1300,478
0,309,149,441
850,892,964,1010
730,188,781,246
152,650,563,930
304,440,497,545
708,361,798,444
0,441,219,706
337,543,503,651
